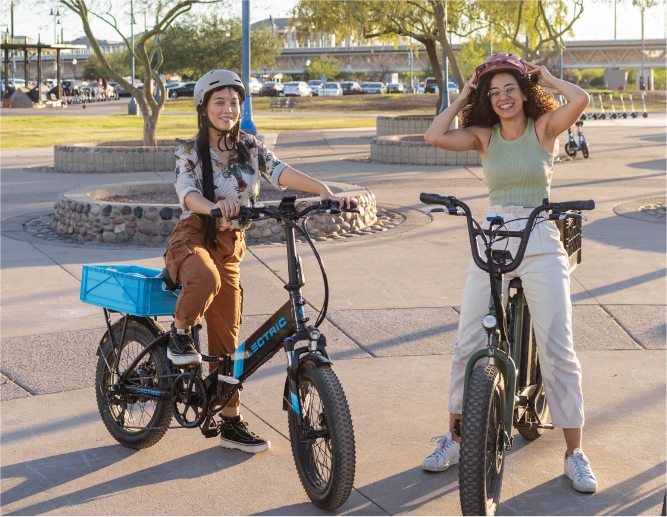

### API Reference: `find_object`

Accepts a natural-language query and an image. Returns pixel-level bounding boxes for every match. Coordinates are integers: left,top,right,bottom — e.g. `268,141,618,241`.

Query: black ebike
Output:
87,198,357,511
420,193,594,516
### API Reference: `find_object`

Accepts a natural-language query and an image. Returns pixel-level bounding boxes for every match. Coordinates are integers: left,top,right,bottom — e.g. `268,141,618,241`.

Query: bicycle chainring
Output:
171,372,208,428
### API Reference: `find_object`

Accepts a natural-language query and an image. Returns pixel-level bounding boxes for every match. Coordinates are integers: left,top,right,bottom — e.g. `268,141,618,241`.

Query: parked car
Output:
424,77,439,93
284,81,313,97
165,80,183,93
320,82,343,96
168,82,196,98
259,82,285,97
447,81,459,93
1,78,26,90
248,77,262,96
340,81,363,95
307,79,323,96
361,82,386,94
387,83,405,93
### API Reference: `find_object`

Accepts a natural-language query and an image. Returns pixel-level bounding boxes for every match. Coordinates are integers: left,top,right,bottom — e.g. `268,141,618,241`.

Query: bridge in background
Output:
1,39,665,82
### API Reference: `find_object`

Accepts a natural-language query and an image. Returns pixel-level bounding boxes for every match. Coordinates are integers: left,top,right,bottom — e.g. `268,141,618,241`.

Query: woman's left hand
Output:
320,185,356,209
521,59,555,87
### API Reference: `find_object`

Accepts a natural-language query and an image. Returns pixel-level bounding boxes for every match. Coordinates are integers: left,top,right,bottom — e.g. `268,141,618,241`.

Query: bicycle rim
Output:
101,338,162,433
295,378,333,492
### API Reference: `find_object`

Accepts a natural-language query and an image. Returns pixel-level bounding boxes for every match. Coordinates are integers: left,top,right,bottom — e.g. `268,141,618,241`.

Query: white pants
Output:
448,206,585,428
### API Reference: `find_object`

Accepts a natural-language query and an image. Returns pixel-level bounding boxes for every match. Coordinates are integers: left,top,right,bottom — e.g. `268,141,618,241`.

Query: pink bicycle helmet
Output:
472,53,527,84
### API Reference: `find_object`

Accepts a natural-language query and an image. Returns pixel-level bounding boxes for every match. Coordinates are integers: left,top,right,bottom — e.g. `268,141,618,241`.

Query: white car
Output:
321,82,343,96
249,77,262,96
307,79,323,96
284,81,313,97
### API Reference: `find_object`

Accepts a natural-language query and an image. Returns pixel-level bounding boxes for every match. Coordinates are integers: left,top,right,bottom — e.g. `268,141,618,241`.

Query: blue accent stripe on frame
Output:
233,343,246,378
291,392,300,414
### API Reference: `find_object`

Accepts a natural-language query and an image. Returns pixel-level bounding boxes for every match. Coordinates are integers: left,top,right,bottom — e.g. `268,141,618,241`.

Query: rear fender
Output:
96,316,165,355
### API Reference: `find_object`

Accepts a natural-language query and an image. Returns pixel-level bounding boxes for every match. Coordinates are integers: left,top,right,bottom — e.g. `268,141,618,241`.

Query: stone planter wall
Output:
371,134,482,166
54,140,179,173
54,181,377,245
376,115,457,136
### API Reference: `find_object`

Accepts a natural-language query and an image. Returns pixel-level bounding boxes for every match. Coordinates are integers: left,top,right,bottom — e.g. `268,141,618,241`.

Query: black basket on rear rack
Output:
556,214,582,271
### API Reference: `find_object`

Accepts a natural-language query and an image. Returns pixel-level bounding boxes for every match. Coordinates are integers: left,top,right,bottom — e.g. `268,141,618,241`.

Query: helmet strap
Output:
216,130,234,152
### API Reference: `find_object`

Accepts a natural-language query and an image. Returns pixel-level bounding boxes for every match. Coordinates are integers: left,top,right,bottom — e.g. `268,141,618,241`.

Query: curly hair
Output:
459,70,559,128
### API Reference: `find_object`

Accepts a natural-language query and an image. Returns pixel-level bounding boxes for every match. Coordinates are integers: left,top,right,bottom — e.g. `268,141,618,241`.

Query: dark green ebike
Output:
420,193,595,516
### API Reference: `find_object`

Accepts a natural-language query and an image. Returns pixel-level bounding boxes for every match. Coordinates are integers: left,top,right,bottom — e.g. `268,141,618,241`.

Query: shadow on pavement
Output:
2,446,251,515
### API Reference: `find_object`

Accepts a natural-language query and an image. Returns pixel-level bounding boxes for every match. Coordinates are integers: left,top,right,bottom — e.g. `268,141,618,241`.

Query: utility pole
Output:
128,0,137,114
614,0,617,39
347,35,351,81
409,43,413,93
640,2,645,89
438,1,449,113
240,0,257,135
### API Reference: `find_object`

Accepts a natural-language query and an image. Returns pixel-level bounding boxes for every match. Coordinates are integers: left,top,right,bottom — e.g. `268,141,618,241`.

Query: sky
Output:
4,0,665,46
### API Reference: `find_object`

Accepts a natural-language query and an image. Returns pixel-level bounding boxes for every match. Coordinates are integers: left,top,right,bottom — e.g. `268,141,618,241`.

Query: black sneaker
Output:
219,415,271,453
167,325,202,365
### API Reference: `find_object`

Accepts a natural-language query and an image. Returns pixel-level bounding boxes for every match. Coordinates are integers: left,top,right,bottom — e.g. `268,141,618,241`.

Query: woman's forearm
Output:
277,166,333,196
184,191,216,214
424,95,467,144
544,76,589,106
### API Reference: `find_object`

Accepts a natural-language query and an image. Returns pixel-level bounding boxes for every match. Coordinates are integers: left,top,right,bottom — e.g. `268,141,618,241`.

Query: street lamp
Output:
72,58,77,79
240,0,257,135
50,8,60,45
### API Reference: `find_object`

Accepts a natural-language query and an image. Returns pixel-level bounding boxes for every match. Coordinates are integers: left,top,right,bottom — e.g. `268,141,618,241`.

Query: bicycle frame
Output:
100,197,352,435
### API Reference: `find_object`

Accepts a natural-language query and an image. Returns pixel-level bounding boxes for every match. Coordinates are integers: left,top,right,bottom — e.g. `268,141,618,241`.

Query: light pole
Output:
347,35,351,81
439,2,449,113
72,58,77,79
240,0,257,135
128,0,137,114
50,8,60,44
640,3,645,90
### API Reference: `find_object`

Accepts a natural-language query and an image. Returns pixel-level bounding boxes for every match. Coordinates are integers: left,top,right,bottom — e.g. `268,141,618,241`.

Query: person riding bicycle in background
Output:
165,69,352,454
421,53,598,493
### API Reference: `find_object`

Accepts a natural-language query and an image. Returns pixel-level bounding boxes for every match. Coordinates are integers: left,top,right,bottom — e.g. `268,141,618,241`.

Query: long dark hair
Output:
195,85,251,249
459,71,559,128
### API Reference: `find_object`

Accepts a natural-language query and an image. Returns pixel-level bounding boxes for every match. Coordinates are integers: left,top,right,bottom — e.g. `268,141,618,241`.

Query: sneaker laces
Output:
428,433,456,461
569,449,595,480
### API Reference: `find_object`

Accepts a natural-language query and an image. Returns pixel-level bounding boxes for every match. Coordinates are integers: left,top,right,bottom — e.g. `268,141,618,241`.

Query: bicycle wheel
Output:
96,321,172,449
565,143,576,157
581,142,590,159
459,363,506,516
288,364,355,511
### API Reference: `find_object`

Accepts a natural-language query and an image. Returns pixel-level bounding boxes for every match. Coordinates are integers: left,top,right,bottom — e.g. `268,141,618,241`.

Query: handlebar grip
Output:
420,193,449,205
210,207,254,219
559,200,595,211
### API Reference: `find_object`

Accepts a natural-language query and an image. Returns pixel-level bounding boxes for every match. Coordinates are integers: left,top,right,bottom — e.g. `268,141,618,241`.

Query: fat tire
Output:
581,142,590,159
96,321,172,449
288,364,355,511
459,363,506,516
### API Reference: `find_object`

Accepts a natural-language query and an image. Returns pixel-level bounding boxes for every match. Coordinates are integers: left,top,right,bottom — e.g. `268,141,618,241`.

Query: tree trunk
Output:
421,38,443,113
144,112,158,146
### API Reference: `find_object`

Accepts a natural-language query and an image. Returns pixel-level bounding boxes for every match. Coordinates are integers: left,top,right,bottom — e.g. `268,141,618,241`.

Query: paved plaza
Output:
1,115,665,515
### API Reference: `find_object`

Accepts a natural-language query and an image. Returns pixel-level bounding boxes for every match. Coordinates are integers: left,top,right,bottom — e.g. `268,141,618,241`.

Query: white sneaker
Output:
422,432,460,472
564,448,598,492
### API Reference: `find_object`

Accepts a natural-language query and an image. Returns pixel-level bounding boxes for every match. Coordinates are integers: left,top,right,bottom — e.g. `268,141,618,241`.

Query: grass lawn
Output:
0,115,377,150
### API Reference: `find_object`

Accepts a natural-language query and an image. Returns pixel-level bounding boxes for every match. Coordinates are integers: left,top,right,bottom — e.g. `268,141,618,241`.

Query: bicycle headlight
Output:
482,314,498,331
309,329,321,341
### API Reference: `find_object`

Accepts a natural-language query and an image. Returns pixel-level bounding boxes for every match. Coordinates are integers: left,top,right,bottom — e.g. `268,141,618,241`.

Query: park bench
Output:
269,97,297,112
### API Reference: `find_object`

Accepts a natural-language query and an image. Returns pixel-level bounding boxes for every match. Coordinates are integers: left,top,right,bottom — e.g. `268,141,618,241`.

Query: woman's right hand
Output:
211,198,241,221
459,80,477,105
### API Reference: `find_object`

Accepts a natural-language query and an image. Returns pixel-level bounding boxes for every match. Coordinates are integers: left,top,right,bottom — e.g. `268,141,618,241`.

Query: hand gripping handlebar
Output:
209,199,358,220
420,193,595,275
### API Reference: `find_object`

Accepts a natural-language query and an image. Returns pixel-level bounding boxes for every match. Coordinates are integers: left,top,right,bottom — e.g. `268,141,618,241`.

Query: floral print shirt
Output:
174,133,287,230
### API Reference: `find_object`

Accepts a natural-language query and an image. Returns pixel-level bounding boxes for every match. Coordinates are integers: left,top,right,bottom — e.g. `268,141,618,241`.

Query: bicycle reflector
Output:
482,314,498,331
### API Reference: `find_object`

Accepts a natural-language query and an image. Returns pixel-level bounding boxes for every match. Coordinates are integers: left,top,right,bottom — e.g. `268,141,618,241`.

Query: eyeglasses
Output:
487,84,520,99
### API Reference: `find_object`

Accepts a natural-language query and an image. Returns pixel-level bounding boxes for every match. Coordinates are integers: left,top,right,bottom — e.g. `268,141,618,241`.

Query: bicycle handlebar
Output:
420,193,594,275
210,199,358,221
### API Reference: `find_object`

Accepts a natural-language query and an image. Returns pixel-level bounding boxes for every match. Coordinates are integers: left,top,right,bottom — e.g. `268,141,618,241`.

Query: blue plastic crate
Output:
80,264,179,316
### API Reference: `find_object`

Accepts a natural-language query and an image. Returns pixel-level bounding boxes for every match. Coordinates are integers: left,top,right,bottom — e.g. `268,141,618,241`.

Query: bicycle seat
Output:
509,277,523,289
575,120,584,127
162,267,181,291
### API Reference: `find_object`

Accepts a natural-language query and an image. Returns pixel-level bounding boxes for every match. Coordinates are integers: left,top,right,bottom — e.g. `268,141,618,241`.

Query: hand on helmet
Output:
521,60,554,87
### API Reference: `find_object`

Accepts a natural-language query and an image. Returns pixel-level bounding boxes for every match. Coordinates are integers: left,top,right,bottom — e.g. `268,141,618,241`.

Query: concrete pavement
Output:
1,119,665,515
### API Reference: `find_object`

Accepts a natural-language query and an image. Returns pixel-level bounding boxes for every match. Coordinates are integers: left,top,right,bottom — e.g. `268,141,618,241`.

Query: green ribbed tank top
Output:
482,118,554,207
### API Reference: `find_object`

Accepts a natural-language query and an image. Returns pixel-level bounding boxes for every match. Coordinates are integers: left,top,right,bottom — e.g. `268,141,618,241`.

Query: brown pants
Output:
164,216,245,407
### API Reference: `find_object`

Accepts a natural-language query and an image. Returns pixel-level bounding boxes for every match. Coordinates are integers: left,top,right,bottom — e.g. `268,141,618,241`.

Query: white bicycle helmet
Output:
194,70,245,108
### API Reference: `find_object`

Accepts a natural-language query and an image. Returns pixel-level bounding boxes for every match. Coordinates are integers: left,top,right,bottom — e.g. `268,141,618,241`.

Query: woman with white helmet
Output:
164,70,353,454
